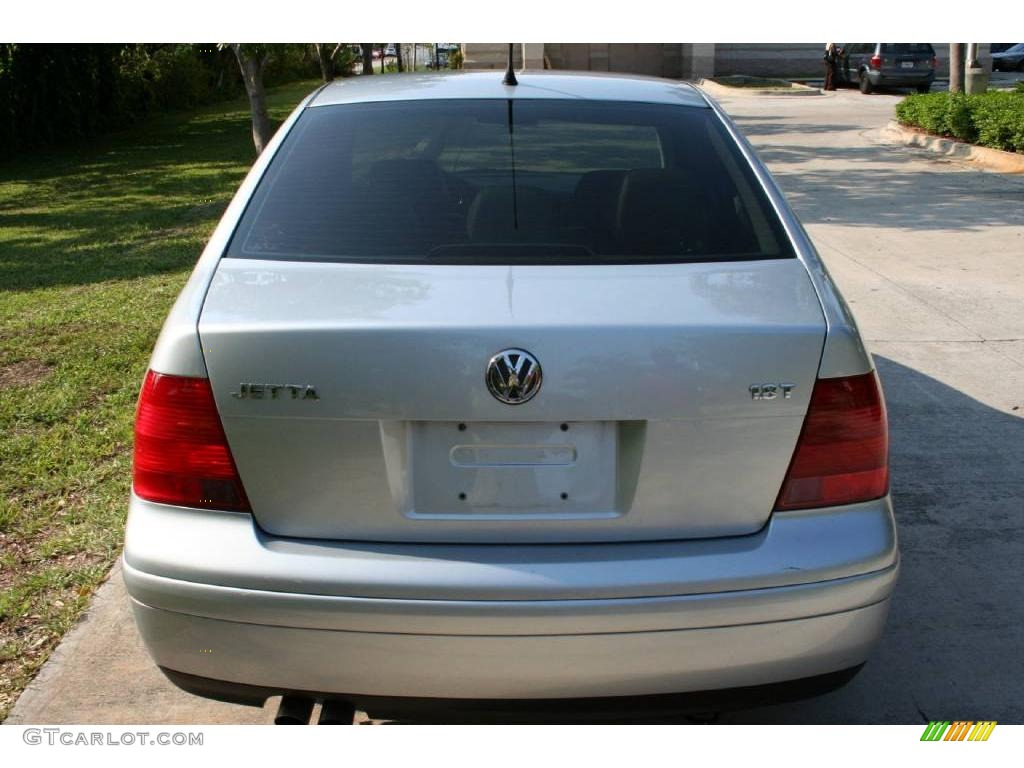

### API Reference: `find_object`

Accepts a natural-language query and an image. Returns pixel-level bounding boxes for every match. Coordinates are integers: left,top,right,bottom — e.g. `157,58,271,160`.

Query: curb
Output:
697,78,824,98
879,121,1024,174
4,563,122,724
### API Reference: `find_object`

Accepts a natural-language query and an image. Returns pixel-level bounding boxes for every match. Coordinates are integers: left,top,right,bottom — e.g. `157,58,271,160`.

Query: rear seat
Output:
466,185,604,254
616,169,715,256
466,186,558,243
572,170,626,255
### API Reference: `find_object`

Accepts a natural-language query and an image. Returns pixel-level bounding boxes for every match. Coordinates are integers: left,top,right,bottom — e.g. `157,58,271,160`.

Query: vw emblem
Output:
486,349,542,405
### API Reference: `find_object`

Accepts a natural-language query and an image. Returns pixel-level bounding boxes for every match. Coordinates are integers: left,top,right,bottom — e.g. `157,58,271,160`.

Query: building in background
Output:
462,43,990,80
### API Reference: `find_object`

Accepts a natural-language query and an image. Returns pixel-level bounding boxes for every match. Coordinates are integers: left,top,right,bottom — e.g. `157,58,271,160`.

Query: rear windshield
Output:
227,99,794,265
881,43,935,55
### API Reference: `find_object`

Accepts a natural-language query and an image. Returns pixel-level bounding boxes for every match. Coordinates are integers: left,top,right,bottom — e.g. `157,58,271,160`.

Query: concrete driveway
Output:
716,88,1024,723
8,88,1023,725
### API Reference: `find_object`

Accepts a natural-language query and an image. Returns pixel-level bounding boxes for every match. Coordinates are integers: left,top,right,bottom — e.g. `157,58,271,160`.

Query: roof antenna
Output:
502,43,518,86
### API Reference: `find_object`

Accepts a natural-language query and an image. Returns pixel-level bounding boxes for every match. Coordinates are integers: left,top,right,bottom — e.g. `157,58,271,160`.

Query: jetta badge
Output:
231,383,319,400
486,349,542,405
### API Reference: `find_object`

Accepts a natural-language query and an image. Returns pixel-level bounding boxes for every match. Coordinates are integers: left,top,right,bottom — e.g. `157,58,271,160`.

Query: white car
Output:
124,71,897,723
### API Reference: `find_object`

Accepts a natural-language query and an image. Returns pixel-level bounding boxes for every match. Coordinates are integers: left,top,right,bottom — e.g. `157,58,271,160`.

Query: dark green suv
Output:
838,43,937,94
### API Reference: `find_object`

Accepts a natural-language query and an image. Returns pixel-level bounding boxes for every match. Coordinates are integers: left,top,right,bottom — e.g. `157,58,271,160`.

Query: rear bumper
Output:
869,70,934,87
131,597,891,706
123,494,898,705
158,657,868,721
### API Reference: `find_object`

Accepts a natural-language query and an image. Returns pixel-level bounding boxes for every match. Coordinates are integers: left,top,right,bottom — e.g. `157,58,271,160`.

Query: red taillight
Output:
869,54,883,69
931,56,939,69
133,370,251,512
775,372,889,511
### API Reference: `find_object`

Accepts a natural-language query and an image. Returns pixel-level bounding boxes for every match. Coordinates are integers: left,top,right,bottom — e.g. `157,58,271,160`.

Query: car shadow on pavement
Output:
722,355,1024,724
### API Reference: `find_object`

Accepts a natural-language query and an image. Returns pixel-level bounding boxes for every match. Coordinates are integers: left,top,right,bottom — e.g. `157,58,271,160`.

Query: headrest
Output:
574,170,627,222
466,186,557,242
368,159,448,194
615,169,709,254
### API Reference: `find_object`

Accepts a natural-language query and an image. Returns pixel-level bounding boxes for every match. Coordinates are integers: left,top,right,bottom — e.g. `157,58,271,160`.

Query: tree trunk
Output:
396,44,404,72
360,43,374,75
231,45,272,155
949,43,965,93
314,43,334,82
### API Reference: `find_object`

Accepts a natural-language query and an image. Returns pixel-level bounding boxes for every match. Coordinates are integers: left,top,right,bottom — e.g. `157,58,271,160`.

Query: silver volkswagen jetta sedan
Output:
123,71,897,722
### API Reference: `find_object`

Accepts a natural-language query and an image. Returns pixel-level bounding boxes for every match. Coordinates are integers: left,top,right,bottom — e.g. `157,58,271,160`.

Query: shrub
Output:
896,92,950,135
263,44,321,87
114,45,225,122
946,94,978,143
896,90,1024,153
971,92,1024,153
333,46,359,77
894,95,918,126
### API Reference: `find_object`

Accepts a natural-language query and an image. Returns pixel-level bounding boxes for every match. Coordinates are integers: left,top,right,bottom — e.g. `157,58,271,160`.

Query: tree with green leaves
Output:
313,44,334,82
360,44,374,75
224,44,272,154
312,43,352,83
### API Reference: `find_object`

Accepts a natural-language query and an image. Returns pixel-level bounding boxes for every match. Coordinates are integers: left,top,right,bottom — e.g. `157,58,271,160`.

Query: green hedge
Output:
896,90,1024,153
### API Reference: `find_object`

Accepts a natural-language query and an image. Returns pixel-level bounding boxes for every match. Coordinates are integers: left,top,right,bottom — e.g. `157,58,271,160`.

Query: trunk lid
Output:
198,257,825,543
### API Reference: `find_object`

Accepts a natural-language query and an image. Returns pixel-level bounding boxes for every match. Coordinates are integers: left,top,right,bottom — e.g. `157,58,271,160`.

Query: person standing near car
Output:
824,42,840,90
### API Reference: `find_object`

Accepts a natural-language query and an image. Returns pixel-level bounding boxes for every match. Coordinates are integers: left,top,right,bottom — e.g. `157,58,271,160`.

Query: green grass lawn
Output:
0,79,320,721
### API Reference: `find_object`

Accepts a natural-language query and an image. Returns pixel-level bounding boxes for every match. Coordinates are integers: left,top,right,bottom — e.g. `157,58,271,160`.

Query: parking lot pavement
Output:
801,70,1024,91
8,88,1023,726
715,88,1024,723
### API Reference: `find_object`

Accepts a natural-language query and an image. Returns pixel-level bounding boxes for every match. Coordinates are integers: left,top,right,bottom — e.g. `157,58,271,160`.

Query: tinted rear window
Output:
228,99,794,264
881,43,935,55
